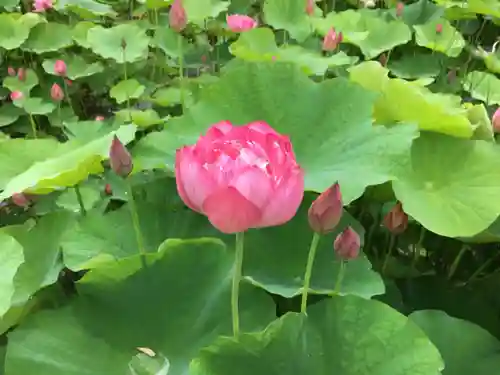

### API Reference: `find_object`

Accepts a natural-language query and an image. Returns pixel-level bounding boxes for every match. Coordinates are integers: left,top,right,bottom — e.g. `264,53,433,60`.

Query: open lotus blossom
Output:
51,83,64,101
10,91,23,101
175,120,304,233
322,28,342,51
169,0,187,32
226,14,258,33
33,0,53,12
54,60,67,76
492,108,500,133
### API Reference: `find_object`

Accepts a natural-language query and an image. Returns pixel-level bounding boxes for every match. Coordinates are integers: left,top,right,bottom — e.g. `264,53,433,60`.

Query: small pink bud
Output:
396,2,404,17
104,183,112,195
11,193,30,208
379,53,388,67
334,227,360,260
54,60,67,76
305,0,315,15
33,0,53,12
383,201,408,234
17,68,26,82
436,23,443,34
308,182,343,234
65,79,73,86
10,91,23,101
7,67,16,76
169,0,187,33
322,28,342,51
109,135,133,178
95,115,105,121
226,14,258,33
492,108,500,133
51,83,64,102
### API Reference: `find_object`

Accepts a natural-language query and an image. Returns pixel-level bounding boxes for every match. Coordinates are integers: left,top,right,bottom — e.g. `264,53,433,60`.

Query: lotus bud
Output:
11,193,30,208
396,2,404,17
308,182,343,234
169,0,187,33
383,201,408,234
334,227,360,260
305,0,315,15
7,67,16,76
10,91,23,101
17,68,26,81
436,23,443,34
492,108,500,133
109,135,133,178
51,83,64,102
54,60,67,76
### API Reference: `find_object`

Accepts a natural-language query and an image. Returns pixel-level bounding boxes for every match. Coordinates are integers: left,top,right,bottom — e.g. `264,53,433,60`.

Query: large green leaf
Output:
22,23,73,53
183,0,229,22
349,61,473,137
414,18,465,57
62,177,383,298
393,133,500,237
0,104,24,127
5,238,275,375
192,296,443,375
0,13,43,50
87,24,151,63
313,9,412,59
263,0,311,42
463,71,500,105
0,232,24,318
410,310,500,374
0,125,136,200
161,61,418,203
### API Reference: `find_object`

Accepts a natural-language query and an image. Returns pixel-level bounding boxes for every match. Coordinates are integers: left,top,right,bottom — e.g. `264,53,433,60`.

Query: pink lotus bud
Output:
436,23,443,34
169,0,187,32
54,60,67,76
109,135,133,178
334,227,360,260
33,0,53,12
305,0,315,15
175,120,305,233
226,14,258,33
492,108,500,133
322,28,342,51
10,91,23,101
7,67,16,76
95,115,105,121
11,193,30,208
379,53,388,67
396,2,404,17
104,183,112,195
51,83,64,102
308,182,343,234
383,201,408,234
17,68,26,81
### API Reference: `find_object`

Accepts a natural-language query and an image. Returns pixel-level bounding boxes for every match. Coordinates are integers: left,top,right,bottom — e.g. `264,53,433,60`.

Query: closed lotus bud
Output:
54,59,67,76
492,108,500,133
17,68,26,81
7,67,16,76
226,14,258,33
10,91,23,101
396,2,404,17
51,83,64,101
334,227,360,260
322,28,342,52
383,201,408,234
305,0,315,15
109,135,133,178
65,79,73,86
308,182,343,234
95,115,105,121
11,193,30,208
176,120,304,234
169,0,187,32
104,183,112,195
436,23,443,34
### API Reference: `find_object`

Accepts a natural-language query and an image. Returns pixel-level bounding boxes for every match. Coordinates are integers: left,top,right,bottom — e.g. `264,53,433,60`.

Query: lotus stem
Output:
232,231,245,337
301,232,321,313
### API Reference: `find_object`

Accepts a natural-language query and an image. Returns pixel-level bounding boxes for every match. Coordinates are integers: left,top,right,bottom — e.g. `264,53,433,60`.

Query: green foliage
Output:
1,0,500,374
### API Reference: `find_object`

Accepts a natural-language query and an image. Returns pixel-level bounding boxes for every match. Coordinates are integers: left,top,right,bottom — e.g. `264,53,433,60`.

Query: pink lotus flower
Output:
51,83,64,101
226,14,258,33
7,67,16,76
54,60,67,76
396,2,404,17
492,108,500,133
10,91,23,101
322,28,342,51
109,135,133,178
334,227,360,260
33,0,53,12
11,193,30,208
175,120,304,233
308,182,343,234
169,0,187,32
95,115,105,121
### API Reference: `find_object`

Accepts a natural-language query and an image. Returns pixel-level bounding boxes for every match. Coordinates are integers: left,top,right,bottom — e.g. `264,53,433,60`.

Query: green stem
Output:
28,114,37,139
126,181,147,268
382,234,395,274
74,185,86,216
232,232,245,337
62,79,72,109
300,232,321,313
178,34,186,111
333,259,345,294
448,244,468,280
411,226,426,268
466,252,500,285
